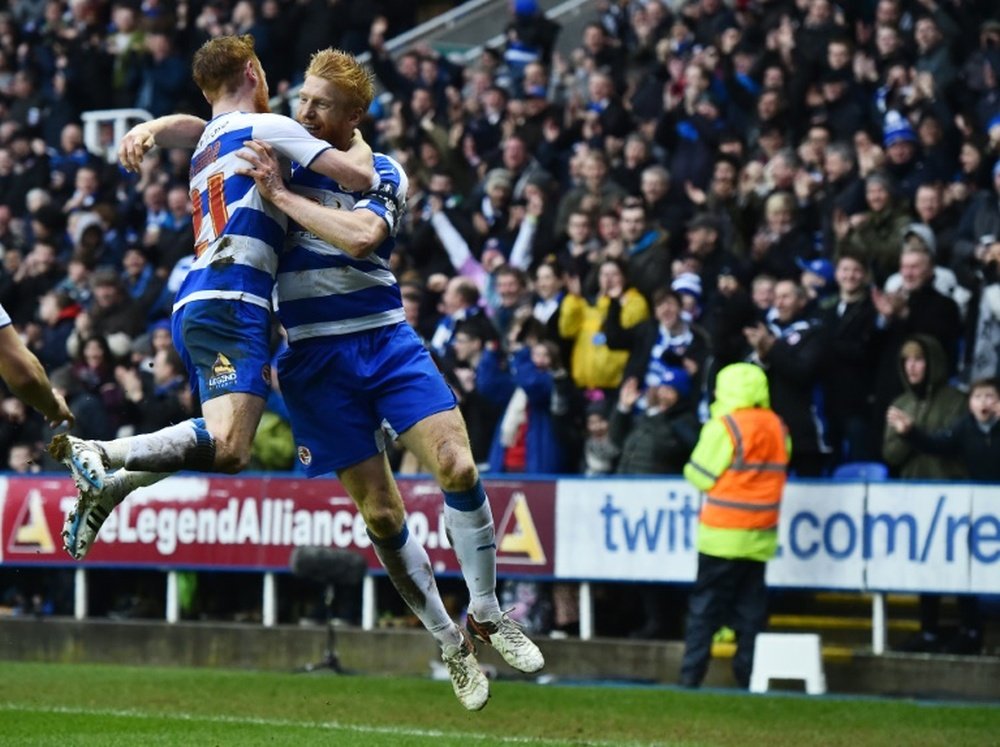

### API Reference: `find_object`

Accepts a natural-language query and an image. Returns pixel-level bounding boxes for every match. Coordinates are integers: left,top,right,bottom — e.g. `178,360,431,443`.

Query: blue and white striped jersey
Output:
173,111,331,313
0,302,10,328
276,153,408,343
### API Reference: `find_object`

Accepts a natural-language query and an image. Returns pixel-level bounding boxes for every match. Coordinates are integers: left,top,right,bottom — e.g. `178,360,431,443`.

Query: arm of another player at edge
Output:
0,325,74,427
308,129,375,193
119,115,207,171
271,187,388,259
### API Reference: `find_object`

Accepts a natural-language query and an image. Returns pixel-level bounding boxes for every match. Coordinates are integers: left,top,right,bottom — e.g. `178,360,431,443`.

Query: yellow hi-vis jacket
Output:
684,363,791,561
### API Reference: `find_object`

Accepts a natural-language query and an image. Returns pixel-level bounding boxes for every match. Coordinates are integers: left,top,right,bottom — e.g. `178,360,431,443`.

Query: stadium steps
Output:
710,640,855,663
764,592,924,648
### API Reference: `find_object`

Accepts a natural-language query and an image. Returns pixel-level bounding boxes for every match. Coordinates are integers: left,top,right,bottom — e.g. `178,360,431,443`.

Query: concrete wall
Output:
1,618,997,700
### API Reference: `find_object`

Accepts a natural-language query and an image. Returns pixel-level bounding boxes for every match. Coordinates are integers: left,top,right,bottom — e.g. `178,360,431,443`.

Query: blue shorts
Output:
172,299,273,403
278,323,457,476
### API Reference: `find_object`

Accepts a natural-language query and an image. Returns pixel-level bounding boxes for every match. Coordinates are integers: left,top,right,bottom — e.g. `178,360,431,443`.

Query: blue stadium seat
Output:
831,461,889,481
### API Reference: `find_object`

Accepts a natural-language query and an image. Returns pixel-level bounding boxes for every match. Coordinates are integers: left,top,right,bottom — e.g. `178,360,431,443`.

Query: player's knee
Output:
436,445,478,492
363,500,405,538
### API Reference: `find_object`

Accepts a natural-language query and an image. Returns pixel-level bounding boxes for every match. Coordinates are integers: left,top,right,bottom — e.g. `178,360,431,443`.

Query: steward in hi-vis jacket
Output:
678,362,790,689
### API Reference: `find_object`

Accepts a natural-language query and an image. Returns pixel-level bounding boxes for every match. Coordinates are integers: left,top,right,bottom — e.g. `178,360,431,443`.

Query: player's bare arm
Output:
119,114,208,172
0,325,74,428
236,139,387,258
312,128,375,192
119,114,373,191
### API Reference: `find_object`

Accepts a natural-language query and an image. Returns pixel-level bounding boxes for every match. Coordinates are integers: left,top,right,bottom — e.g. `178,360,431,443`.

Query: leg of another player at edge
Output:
397,408,502,623
98,393,265,474
338,452,464,650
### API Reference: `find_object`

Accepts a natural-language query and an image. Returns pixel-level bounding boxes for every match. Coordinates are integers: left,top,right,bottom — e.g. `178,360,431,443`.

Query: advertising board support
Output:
362,576,376,631
579,582,593,641
166,571,179,624
872,592,886,654
263,572,276,627
74,567,87,620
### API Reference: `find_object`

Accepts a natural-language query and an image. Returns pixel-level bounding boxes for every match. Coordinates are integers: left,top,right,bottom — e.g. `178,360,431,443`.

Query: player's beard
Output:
253,80,271,113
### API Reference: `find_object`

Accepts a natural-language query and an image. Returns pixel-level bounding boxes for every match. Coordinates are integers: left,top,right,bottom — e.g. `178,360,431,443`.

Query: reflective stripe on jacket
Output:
700,408,789,531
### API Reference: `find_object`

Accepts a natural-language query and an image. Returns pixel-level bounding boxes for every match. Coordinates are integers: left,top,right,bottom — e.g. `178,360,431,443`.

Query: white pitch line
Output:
0,702,667,747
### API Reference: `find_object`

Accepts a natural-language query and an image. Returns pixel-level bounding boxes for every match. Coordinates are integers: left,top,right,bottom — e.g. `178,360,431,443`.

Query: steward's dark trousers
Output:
679,553,767,688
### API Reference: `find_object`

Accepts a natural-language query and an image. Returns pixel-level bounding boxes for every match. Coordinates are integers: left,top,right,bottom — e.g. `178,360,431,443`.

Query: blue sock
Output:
443,479,487,511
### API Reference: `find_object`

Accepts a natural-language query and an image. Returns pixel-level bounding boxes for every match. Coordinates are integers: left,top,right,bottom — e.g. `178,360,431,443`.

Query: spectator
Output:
882,335,971,654
558,258,649,394
679,362,790,689
744,279,831,476
618,198,671,304
835,172,912,285
820,254,881,463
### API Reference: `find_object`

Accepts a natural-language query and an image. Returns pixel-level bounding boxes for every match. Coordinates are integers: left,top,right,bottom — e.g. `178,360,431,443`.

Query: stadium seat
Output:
750,633,827,695
830,461,889,482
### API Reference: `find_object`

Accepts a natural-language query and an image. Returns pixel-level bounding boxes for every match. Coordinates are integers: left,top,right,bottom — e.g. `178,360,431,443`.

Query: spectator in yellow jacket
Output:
558,257,649,392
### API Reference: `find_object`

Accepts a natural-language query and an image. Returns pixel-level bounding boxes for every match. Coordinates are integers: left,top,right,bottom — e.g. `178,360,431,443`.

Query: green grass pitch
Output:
0,662,995,746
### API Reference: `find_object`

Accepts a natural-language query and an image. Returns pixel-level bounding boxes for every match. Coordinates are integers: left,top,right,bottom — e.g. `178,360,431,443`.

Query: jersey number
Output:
191,173,229,257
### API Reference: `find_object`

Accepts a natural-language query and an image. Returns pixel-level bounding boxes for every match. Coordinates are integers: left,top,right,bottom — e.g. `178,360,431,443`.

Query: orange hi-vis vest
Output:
700,408,789,531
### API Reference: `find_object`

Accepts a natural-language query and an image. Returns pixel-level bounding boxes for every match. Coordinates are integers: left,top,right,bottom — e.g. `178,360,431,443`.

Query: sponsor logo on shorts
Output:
297,446,312,466
207,353,238,390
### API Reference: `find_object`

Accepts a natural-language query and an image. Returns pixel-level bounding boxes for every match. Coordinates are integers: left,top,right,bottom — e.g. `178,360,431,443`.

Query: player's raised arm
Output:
118,114,208,172
0,323,74,428
236,139,393,259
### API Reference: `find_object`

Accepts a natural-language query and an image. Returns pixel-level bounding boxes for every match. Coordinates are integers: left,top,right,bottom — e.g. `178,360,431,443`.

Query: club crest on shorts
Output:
261,363,271,383
207,353,237,390
297,446,312,466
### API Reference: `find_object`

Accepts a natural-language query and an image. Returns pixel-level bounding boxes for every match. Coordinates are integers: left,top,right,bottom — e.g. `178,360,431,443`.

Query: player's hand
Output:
45,389,75,430
119,126,156,173
235,140,285,201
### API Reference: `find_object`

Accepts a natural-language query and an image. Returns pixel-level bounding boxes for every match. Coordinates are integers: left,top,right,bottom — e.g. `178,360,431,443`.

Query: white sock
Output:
444,502,501,622
371,526,463,650
105,469,170,505
98,419,214,473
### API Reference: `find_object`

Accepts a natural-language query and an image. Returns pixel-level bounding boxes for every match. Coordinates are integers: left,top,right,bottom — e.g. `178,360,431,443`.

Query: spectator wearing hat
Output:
744,279,831,476
612,360,701,641
819,253,881,463
797,257,837,309
882,112,927,200
612,361,700,475
834,171,913,285
671,272,704,323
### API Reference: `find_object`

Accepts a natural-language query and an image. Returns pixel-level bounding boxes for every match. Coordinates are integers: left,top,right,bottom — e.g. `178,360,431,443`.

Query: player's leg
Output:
377,324,543,673
279,336,488,710
338,452,487,708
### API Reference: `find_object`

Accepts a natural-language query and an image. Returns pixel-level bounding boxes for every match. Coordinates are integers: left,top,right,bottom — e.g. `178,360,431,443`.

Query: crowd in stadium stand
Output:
0,0,998,488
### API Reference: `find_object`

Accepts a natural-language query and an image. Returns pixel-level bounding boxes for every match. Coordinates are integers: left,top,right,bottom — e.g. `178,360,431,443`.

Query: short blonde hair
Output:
305,48,375,113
